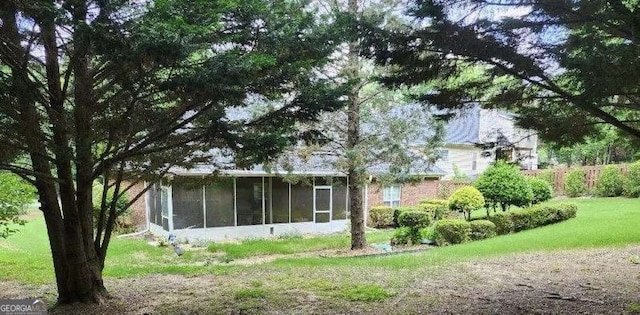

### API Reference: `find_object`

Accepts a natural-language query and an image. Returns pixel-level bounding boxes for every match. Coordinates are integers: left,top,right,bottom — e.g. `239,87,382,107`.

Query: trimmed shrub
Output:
397,210,430,244
510,203,578,232
594,165,624,197
397,211,431,229
419,199,450,220
624,161,640,198
391,227,412,245
433,219,471,245
369,206,393,228
528,177,553,204
486,212,513,235
474,161,533,211
564,168,586,197
420,226,437,241
448,186,485,221
469,220,497,240
392,206,422,227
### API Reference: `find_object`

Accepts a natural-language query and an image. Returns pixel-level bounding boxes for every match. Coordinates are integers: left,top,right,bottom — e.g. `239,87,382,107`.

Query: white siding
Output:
435,145,493,179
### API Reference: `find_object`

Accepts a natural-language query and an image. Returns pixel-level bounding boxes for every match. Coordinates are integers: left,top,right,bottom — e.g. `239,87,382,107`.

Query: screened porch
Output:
147,176,350,241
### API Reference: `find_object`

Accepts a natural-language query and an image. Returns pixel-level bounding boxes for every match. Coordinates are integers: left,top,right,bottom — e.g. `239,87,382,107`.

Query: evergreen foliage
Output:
474,162,533,211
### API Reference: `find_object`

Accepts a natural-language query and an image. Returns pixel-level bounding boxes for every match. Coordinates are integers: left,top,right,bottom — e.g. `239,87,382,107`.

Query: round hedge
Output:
448,186,484,221
474,161,533,211
528,177,553,204
594,165,624,197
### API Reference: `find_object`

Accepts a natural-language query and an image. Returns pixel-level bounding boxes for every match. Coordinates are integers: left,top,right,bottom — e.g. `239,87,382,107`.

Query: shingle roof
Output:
443,105,480,144
172,152,445,177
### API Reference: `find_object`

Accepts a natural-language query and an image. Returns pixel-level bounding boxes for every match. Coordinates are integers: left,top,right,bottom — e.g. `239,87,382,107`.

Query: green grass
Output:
207,230,394,259
1,198,639,286
335,284,393,302
274,198,640,268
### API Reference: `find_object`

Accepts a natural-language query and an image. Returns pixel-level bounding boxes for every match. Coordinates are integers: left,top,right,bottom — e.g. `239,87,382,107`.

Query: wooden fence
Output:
523,164,629,195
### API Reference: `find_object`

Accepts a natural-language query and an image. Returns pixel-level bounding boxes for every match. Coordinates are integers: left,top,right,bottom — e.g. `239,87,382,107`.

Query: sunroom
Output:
147,173,349,241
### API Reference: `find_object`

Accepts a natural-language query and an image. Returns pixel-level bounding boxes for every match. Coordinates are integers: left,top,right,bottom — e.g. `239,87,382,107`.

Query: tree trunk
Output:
38,183,109,304
348,173,366,249
346,0,366,250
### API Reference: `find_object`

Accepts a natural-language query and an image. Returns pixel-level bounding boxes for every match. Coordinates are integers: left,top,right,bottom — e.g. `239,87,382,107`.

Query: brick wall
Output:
367,179,439,209
123,181,147,230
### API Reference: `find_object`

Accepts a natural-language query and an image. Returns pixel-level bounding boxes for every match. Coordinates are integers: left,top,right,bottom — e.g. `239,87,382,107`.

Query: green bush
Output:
368,206,394,228
528,177,553,204
564,168,586,197
510,203,578,232
474,161,533,211
624,161,640,197
420,226,437,241
433,219,471,245
486,212,514,235
397,211,431,229
0,172,36,238
419,199,450,220
391,227,412,245
397,211,430,244
448,186,485,221
392,206,422,227
468,220,497,240
594,165,624,197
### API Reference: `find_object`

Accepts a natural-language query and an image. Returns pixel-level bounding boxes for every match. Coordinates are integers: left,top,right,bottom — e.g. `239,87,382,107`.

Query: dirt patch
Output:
4,245,640,314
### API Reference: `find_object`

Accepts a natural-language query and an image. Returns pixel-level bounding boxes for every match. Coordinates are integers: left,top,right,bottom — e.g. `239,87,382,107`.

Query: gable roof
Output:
444,105,480,145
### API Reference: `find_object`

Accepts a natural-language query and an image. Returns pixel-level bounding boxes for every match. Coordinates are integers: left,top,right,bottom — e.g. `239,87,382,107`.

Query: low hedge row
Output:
486,203,578,234
432,219,497,245
428,204,577,246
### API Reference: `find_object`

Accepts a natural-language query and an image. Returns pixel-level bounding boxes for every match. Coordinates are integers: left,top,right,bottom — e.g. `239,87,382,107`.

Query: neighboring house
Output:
434,106,538,179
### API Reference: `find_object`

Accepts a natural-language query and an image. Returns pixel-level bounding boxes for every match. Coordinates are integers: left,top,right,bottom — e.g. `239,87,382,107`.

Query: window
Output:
172,178,204,229
235,177,264,226
205,179,235,228
439,149,449,162
382,185,401,208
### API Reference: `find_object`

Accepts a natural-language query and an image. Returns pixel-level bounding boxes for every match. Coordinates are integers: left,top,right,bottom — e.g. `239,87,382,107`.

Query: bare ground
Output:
3,245,640,314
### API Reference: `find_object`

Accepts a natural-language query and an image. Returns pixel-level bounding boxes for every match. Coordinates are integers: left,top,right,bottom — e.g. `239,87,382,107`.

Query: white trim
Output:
288,182,292,224
262,176,266,225
202,177,207,228
167,185,174,232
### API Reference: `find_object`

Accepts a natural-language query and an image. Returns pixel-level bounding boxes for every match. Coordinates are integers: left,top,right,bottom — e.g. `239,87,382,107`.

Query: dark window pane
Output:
270,178,289,224
236,177,264,226
314,177,331,186
149,184,159,225
315,188,331,211
162,217,169,231
172,178,204,229
315,212,330,223
205,179,235,227
332,178,348,220
291,181,313,222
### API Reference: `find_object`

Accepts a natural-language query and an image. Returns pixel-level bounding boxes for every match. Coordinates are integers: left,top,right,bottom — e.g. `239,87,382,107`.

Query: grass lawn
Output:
1,197,639,287
207,229,394,259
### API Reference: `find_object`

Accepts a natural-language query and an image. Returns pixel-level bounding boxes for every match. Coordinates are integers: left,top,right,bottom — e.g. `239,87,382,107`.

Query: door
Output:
314,186,332,223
